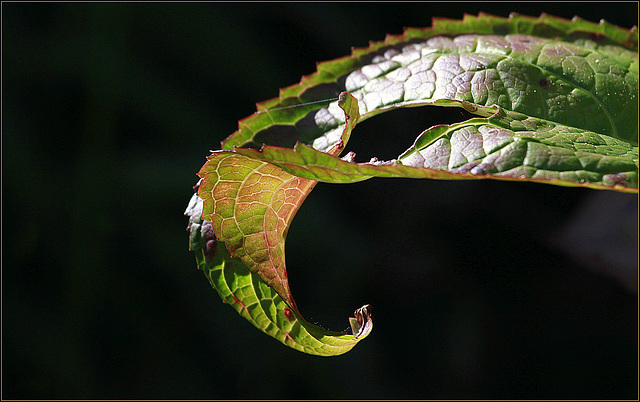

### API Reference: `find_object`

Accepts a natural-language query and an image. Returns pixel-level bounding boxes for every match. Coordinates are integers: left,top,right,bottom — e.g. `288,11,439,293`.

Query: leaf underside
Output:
188,13,639,356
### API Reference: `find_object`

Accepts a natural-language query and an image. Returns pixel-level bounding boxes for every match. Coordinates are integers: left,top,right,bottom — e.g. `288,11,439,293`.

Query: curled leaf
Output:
185,193,372,356
189,13,638,356
190,93,371,356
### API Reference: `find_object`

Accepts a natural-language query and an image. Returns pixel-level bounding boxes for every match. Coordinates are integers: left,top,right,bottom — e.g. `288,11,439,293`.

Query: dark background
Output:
2,2,638,399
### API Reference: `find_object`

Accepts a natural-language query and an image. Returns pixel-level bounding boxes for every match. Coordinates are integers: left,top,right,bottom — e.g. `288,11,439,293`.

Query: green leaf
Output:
197,93,359,309
185,192,372,356
188,93,371,356
229,96,638,191
189,13,639,356
224,13,638,152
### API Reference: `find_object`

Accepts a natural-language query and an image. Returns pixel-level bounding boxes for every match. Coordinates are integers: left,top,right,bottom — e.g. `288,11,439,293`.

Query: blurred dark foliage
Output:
2,2,638,399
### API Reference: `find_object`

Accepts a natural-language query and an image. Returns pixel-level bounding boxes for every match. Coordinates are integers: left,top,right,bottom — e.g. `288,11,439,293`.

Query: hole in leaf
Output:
345,105,478,162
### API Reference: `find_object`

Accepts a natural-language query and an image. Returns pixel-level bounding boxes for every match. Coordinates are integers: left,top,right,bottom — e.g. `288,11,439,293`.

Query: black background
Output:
3,2,638,399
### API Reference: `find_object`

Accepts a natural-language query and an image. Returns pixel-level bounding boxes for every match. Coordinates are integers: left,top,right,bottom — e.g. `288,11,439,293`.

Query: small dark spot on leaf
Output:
460,100,478,113
603,173,629,186
201,221,217,259
539,77,549,89
283,308,293,320
203,239,217,260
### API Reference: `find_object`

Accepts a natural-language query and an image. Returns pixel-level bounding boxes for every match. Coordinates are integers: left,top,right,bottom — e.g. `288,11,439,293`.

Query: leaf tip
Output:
349,304,373,339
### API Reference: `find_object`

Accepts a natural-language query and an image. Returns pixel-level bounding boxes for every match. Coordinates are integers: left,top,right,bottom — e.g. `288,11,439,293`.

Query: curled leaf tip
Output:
350,304,374,339
186,198,372,356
